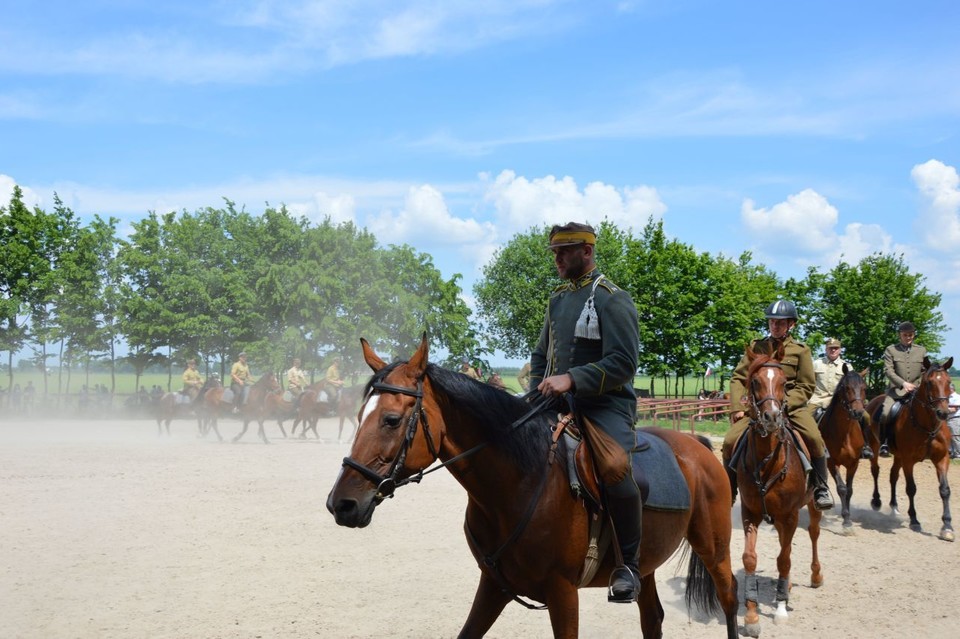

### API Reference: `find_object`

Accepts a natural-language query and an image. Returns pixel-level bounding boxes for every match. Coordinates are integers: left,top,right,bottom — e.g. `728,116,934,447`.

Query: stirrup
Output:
861,445,873,460
813,488,834,511
608,566,640,603
879,444,890,458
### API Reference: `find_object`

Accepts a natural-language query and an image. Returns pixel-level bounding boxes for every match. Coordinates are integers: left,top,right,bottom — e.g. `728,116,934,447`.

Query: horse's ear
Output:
860,367,870,379
774,341,785,361
407,333,429,376
923,356,931,369
842,362,850,374
745,345,757,362
943,357,953,371
360,338,388,373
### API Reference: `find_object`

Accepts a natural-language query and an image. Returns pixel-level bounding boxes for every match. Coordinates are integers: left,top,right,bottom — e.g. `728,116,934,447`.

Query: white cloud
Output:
912,159,960,253
366,183,496,245
483,170,666,236
741,188,839,252
0,175,43,210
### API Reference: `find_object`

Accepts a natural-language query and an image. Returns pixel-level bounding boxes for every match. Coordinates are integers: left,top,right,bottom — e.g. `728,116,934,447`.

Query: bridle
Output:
340,378,486,504
749,362,788,437
838,374,866,419
909,370,951,443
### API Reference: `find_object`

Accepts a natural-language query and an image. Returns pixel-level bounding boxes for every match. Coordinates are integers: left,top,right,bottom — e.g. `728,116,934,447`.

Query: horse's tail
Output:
694,434,713,451
681,543,724,616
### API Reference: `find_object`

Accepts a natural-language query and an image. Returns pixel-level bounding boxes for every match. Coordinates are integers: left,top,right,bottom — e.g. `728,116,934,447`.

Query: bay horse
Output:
865,356,954,541
262,388,301,439
231,372,282,444
734,347,822,636
289,381,330,439
154,377,220,437
289,382,364,442
818,364,869,529
327,336,738,638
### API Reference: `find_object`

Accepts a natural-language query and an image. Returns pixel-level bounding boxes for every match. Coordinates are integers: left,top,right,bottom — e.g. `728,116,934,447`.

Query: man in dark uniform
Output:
878,321,927,456
530,222,642,604
724,300,834,511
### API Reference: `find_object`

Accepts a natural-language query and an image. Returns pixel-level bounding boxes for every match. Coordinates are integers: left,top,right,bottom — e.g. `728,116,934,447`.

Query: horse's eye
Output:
383,414,403,429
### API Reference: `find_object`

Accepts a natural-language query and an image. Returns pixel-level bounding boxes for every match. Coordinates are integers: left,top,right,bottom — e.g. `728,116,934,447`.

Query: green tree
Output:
817,253,945,391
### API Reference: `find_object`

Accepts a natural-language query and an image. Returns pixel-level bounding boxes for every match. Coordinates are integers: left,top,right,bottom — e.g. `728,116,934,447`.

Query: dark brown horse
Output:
262,388,302,439
327,336,738,638
230,372,282,443
818,365,869,529
734,347,822,635
865,356,954,541
154,377,220,437
289,382,364,442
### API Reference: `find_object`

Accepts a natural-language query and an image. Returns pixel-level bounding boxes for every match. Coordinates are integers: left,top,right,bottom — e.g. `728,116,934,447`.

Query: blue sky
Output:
2,1,960,364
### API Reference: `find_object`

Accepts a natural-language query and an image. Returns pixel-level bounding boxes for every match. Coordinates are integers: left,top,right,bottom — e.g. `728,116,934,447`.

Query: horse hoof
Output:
871,501,880,511
909,522,922,532
743,622,761,638
939,529,955,542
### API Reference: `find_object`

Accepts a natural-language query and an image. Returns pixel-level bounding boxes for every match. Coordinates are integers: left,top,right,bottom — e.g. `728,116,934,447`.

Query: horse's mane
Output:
365,362,551,472
746,351,780,381
253,372,276,387
823,367,863,423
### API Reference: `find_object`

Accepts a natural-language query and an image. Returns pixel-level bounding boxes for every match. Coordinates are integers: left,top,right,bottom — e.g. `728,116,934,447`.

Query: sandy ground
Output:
1,416,958,639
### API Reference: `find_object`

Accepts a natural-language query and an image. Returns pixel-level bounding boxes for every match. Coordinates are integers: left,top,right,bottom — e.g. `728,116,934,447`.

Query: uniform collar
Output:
564,268,600,291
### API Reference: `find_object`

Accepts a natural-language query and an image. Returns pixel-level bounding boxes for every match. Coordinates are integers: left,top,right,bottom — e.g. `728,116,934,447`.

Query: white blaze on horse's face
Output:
360,394,380,426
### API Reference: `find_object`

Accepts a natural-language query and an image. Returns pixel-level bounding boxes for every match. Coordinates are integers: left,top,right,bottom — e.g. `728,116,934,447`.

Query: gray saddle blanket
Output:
630,431,691,512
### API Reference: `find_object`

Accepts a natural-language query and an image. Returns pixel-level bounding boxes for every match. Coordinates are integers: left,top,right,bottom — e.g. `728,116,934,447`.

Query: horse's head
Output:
835,364,868,420
745,345,787,436
919,356,954,421
326,334,442,528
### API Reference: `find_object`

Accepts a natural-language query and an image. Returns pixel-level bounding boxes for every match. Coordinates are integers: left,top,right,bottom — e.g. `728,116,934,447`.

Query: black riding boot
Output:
810,455,834,511
607,490,643,603
859,417,874,459
726,465,738,505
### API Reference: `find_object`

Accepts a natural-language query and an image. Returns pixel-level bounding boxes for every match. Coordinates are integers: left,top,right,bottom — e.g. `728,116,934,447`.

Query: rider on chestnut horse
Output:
723,300,834,512
809,337,873,459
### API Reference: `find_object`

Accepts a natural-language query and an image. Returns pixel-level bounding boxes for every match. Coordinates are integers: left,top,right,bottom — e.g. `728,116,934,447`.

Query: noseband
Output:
341,380,439,504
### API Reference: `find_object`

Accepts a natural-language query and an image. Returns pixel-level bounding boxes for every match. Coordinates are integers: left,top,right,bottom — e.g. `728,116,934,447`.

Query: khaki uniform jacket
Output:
883,343,927,399
731,336,816,416
286,366,307,392
809,355,847,410
231,361,251,386
325,363,344,387
182,367,202,389
726,335,824,457
530,269,638,449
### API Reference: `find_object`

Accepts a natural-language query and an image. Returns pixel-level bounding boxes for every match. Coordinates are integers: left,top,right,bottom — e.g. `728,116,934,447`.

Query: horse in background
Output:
818,364,869,529
154,376,221,437
232,372,282,444
288,382,364,442
865,356,954,541
327,335,738,638
734,346,822,635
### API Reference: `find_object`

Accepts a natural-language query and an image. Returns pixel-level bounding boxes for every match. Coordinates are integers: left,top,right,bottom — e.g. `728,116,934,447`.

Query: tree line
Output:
1,185,947,397
474,220,946,395
1,187,477,395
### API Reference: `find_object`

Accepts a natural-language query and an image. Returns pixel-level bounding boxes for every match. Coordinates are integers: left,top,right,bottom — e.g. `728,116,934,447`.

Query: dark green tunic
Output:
530,269,639,450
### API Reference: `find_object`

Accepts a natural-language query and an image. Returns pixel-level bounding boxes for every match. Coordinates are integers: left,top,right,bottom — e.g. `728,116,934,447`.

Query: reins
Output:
340,379,560,610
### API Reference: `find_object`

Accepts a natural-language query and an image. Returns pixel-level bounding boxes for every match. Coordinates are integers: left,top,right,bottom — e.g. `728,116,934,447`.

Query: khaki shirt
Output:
517,362,531,391
231,361,251,386
182,367,202,389
730,335,815,416
809,355,847,409
883,342,927,398
286,366,307,392
325,363,343,387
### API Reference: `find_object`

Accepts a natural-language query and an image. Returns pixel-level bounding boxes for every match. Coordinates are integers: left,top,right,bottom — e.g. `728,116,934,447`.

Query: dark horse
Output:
327,336,738,638
290,383,364,442
818,364,869,529
201,373,281,444
154,377,221,437
734,347,822,636
865,356,954,541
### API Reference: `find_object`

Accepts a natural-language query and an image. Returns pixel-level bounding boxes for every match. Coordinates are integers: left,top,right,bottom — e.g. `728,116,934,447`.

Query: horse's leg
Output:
456,573,513,639
870,453,882,511
889,457,901,515
258,418,270,444
807,503,823,588
772,512,799,626
233,418,250,443
338,414,346,443
683,498,738,639
636,573,664,639
829,460,851,528
935,456,954,541
309,417,320,439
276,418,287,439
903,461,922,531
741,520,761,638
543,579,580,639
209,416,223,442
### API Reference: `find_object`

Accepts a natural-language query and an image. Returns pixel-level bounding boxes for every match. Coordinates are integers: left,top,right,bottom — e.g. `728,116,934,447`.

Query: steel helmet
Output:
764,300,798,320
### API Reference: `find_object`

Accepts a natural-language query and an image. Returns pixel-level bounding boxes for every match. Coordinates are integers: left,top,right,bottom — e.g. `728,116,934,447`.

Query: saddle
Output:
552,414,691,586
871,394,911,448
729,422,813,478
